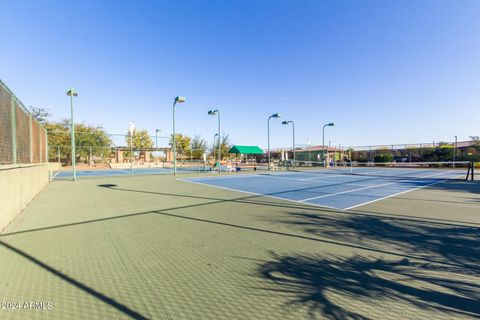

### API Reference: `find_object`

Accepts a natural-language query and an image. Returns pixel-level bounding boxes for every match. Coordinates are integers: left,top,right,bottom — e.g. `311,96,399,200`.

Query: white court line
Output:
179,173,265,181
299,170,458,202
344,173,465,210
349,170,392,176
116,169,136,174
181,178,336,209
302,174,348,181
260,173,346,182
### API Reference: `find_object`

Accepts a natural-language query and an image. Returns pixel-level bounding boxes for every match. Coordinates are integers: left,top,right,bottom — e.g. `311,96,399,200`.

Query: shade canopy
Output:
229,145,264,154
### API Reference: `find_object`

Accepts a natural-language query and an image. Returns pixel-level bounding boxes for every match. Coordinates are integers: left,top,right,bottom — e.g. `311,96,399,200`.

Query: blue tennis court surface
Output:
182,167,465,210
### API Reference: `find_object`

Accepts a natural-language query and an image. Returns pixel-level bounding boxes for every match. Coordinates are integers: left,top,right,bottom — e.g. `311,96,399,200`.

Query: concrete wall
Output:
0,163,52,231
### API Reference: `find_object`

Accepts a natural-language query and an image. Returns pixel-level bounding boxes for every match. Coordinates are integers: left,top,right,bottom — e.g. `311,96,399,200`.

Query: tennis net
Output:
283,160,474,181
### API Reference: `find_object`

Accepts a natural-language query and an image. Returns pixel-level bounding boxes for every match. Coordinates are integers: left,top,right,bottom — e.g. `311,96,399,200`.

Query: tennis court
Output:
2,166,479,319
52,165,213,180
182,163,472,210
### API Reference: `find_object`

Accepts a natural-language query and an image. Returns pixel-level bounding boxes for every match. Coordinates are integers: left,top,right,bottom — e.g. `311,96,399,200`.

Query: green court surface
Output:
1,173,479,319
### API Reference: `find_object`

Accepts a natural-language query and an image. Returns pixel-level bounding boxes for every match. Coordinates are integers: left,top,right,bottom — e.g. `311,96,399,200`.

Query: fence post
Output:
38,125,42,163
45,128,48,163
11,98,17,164
29,113,33,163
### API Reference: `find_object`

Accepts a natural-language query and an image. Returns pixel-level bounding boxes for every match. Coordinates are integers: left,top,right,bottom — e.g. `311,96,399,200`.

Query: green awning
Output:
229,145,264,154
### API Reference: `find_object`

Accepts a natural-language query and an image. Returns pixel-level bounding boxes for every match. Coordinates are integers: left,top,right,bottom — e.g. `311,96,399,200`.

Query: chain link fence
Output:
0,80,48,165
348,141,480,163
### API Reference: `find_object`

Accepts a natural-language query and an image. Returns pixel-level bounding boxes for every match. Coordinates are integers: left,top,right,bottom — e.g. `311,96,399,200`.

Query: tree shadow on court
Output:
257,253,480,320
415,179,480,199
277,211,480,273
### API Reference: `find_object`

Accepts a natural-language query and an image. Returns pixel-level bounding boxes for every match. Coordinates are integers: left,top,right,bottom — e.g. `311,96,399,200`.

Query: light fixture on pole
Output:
267,113,281,169
208,109,221,172
322,123,335,167
66,89,78,181
172,96,186,175
129,121,135,177
282,120,295,165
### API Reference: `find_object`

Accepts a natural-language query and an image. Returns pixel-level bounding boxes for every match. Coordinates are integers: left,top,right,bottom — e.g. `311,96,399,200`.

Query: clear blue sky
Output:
1,0,479,149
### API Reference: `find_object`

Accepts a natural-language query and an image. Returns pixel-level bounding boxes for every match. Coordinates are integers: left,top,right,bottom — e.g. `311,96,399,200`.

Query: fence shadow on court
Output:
256,252,480,320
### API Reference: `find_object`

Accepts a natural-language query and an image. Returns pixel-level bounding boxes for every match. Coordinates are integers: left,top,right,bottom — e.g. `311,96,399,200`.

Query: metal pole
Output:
217,111,221,172
308,140,311,163
292,122,295,164
454,136,457,162
268,116,271,168
454,135,457,168
213,134,217,162
267,114,280,169
173,100,177,175
322,124,326,167
11,98,17,164
130,131,133,177
70,91,76,181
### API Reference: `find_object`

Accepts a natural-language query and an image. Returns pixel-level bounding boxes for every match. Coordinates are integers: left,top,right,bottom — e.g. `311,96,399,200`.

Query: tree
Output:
190,135,207,159
435,143,453,161
125,129,154,160
374,153,393,163
29,106,51,124
46,120,112,164
169,133,191,160
212,134,232,160
470,136,480,149
125,129,154,149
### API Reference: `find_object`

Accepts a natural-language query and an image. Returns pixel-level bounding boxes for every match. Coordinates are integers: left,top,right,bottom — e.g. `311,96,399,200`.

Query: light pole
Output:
307,138,311,163
208,109,221,172
66,89,77,181
282,120,295,165
213,133,219,165
129,121,135,177
155,129,161,163
172,96,186,175
267,113,281,169
322,122,334,167
155,129,161,152
454,135,457,167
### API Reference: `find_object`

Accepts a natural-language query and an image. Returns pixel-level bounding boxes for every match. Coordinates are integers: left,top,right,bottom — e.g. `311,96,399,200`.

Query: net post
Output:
472,161,475,181
466,161,473,181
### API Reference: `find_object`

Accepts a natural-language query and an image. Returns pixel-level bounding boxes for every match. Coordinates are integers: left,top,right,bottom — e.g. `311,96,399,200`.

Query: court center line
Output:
299,170,458,202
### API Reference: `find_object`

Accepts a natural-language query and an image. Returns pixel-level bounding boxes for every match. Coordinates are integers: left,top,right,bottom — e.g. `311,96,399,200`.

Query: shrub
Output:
374,153,393,163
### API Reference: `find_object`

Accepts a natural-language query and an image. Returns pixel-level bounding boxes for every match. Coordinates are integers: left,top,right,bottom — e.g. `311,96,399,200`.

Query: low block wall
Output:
0,163,52,231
